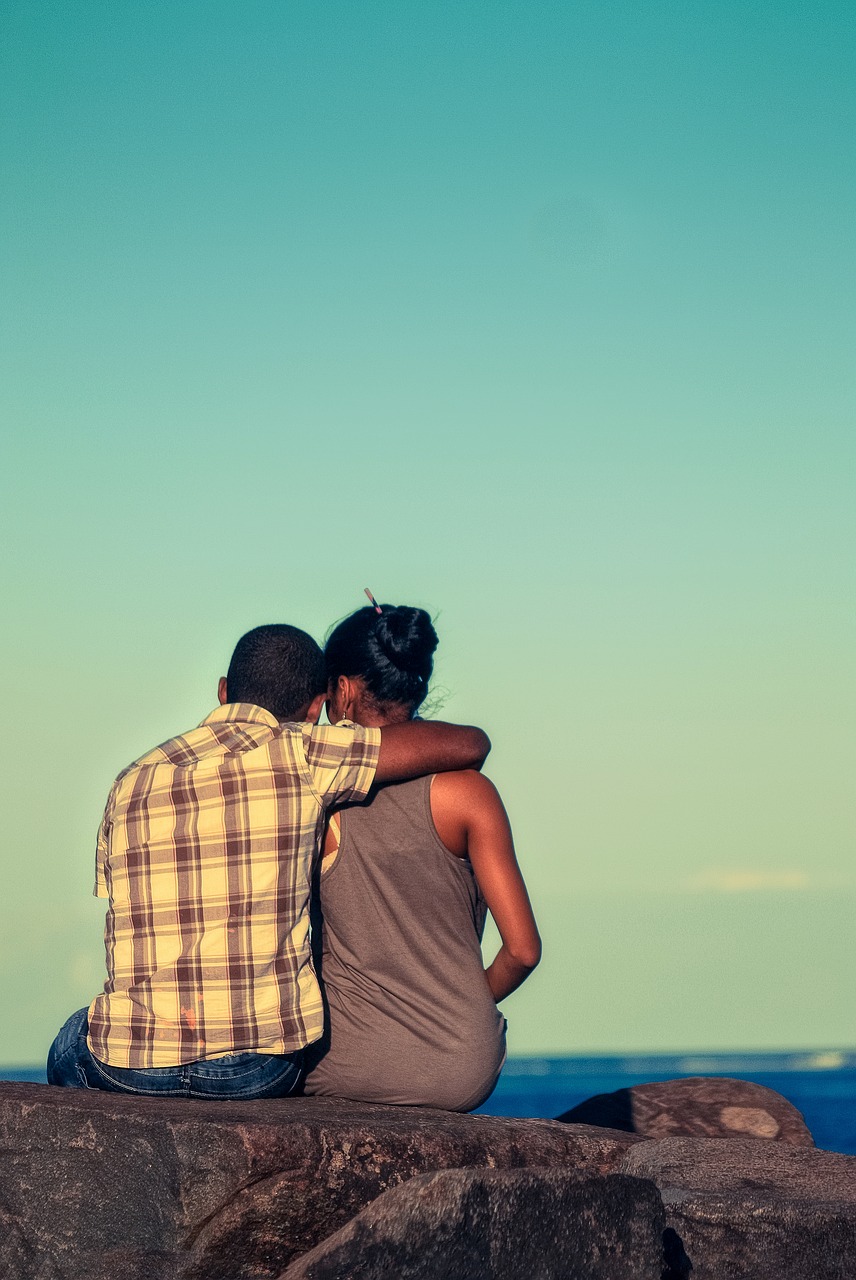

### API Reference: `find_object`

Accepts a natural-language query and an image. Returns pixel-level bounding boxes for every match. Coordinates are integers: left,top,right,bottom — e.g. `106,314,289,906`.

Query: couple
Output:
47,601,540,1110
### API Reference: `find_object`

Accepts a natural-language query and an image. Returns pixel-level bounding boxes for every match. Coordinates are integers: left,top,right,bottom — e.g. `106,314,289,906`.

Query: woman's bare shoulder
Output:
430,771,506,854
431,770,502,808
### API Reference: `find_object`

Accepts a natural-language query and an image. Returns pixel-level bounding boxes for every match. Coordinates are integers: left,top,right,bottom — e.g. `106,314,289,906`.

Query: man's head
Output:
219,624,326,722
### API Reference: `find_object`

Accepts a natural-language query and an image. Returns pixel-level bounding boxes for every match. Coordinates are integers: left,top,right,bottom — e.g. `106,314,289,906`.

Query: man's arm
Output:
373,721,490,784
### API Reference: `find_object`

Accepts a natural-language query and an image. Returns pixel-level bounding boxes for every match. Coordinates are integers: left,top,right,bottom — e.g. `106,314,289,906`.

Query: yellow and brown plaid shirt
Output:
87,703,380,1068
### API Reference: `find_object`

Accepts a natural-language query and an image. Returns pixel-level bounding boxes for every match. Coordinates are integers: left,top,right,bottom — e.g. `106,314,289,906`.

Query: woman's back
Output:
303,774,506,1111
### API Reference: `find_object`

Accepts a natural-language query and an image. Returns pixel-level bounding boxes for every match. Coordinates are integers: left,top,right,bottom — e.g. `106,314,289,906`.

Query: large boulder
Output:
620,1136,856,1279
281,1169,667,1280
0,1082,638,1280
557,1075,814,1145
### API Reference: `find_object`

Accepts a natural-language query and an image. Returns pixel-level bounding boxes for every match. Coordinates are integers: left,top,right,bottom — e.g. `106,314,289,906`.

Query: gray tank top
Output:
303,774,506,1111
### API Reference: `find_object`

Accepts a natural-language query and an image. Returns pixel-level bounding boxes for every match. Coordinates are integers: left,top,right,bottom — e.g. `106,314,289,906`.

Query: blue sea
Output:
476,1052,856,1156
5,1053,855,1155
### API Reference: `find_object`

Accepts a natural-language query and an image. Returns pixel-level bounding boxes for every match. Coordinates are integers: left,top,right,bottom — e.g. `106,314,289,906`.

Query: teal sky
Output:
1,0,854,1064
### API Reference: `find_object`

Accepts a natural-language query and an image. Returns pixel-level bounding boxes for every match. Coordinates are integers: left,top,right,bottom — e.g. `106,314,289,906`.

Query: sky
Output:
1,0,854,1065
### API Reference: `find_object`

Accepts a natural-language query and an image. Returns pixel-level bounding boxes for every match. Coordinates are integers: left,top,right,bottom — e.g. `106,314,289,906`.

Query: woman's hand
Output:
430,771,541,1003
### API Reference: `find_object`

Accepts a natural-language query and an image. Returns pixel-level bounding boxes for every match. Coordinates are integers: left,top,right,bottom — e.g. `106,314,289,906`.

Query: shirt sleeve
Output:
302,722,381,805
93,787,115,898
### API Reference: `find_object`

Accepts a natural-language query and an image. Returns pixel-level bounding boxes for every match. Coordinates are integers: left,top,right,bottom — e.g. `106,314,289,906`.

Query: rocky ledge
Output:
0,1077,853,1279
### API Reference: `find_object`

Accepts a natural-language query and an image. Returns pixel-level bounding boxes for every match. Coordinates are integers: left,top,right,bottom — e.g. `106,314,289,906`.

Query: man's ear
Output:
218,676,228,705
305,692,326,724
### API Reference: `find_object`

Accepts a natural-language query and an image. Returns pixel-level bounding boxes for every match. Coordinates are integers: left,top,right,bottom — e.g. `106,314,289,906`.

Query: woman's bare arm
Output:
431,771,541,1002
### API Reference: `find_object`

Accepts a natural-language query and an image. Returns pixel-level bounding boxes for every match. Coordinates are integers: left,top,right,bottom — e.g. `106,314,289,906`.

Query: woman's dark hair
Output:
325,605,438,713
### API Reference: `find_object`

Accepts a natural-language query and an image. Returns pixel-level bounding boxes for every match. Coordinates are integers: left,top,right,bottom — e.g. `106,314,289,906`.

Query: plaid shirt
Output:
87,703,380,1068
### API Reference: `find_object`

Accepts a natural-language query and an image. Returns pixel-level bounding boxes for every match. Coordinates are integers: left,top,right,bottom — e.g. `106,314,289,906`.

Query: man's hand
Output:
374,721,490,784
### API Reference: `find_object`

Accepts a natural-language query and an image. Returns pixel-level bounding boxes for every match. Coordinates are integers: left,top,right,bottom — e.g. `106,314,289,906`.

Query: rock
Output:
621,1134,856,1200
0,1082,638,1280
557,1075,814,1145
280,1169,667,1280
620,1136,856,1279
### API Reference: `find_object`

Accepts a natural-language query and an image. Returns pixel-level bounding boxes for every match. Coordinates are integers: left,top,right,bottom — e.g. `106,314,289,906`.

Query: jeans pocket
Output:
190,1053,303,1099
230,1058,303,1100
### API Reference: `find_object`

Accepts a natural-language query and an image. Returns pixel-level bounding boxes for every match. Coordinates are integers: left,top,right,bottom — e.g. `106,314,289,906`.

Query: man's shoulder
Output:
105,714,364,806
108,715,247,790
302,720,381,755
114,725,209,775
109,712,310,788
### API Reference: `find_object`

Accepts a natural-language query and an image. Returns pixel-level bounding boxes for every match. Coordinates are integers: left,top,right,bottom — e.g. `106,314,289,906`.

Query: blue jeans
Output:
47,1008,304,1100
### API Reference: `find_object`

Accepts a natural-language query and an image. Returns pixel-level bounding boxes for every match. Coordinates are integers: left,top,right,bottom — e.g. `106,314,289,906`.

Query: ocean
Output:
475,1052,856,1155
5,1053,855,1155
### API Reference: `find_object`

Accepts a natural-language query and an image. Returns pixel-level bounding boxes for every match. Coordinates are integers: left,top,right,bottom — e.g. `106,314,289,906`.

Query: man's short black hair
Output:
226,625,325,721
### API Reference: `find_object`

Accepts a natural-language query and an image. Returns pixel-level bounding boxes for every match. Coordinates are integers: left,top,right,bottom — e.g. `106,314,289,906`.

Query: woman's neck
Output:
354,701,413,729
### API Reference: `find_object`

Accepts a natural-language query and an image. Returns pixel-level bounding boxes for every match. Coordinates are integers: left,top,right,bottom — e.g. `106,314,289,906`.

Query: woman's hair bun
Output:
324,601,439,712
375,606,438,678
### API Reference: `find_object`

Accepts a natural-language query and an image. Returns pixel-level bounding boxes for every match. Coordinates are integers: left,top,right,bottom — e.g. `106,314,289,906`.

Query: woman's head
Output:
325,604,438,724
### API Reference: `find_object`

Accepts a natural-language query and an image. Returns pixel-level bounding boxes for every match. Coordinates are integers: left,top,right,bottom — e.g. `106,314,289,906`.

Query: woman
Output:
303,603,541,1111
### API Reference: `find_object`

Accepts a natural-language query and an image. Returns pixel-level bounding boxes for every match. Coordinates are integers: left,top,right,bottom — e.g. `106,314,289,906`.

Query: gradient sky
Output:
1,0,854,1065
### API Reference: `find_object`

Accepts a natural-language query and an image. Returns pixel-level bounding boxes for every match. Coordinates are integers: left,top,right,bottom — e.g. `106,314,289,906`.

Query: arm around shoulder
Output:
374,720,490,785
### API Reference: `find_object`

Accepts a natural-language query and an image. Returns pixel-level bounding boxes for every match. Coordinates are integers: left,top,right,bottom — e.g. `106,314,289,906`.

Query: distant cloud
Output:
685,868,810,893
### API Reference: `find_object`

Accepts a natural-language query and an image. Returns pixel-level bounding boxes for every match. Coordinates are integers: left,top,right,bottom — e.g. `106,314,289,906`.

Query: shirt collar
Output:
200,703,282,731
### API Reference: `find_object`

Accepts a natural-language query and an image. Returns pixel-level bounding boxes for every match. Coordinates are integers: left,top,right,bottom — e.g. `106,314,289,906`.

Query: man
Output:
47,623,489,1099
